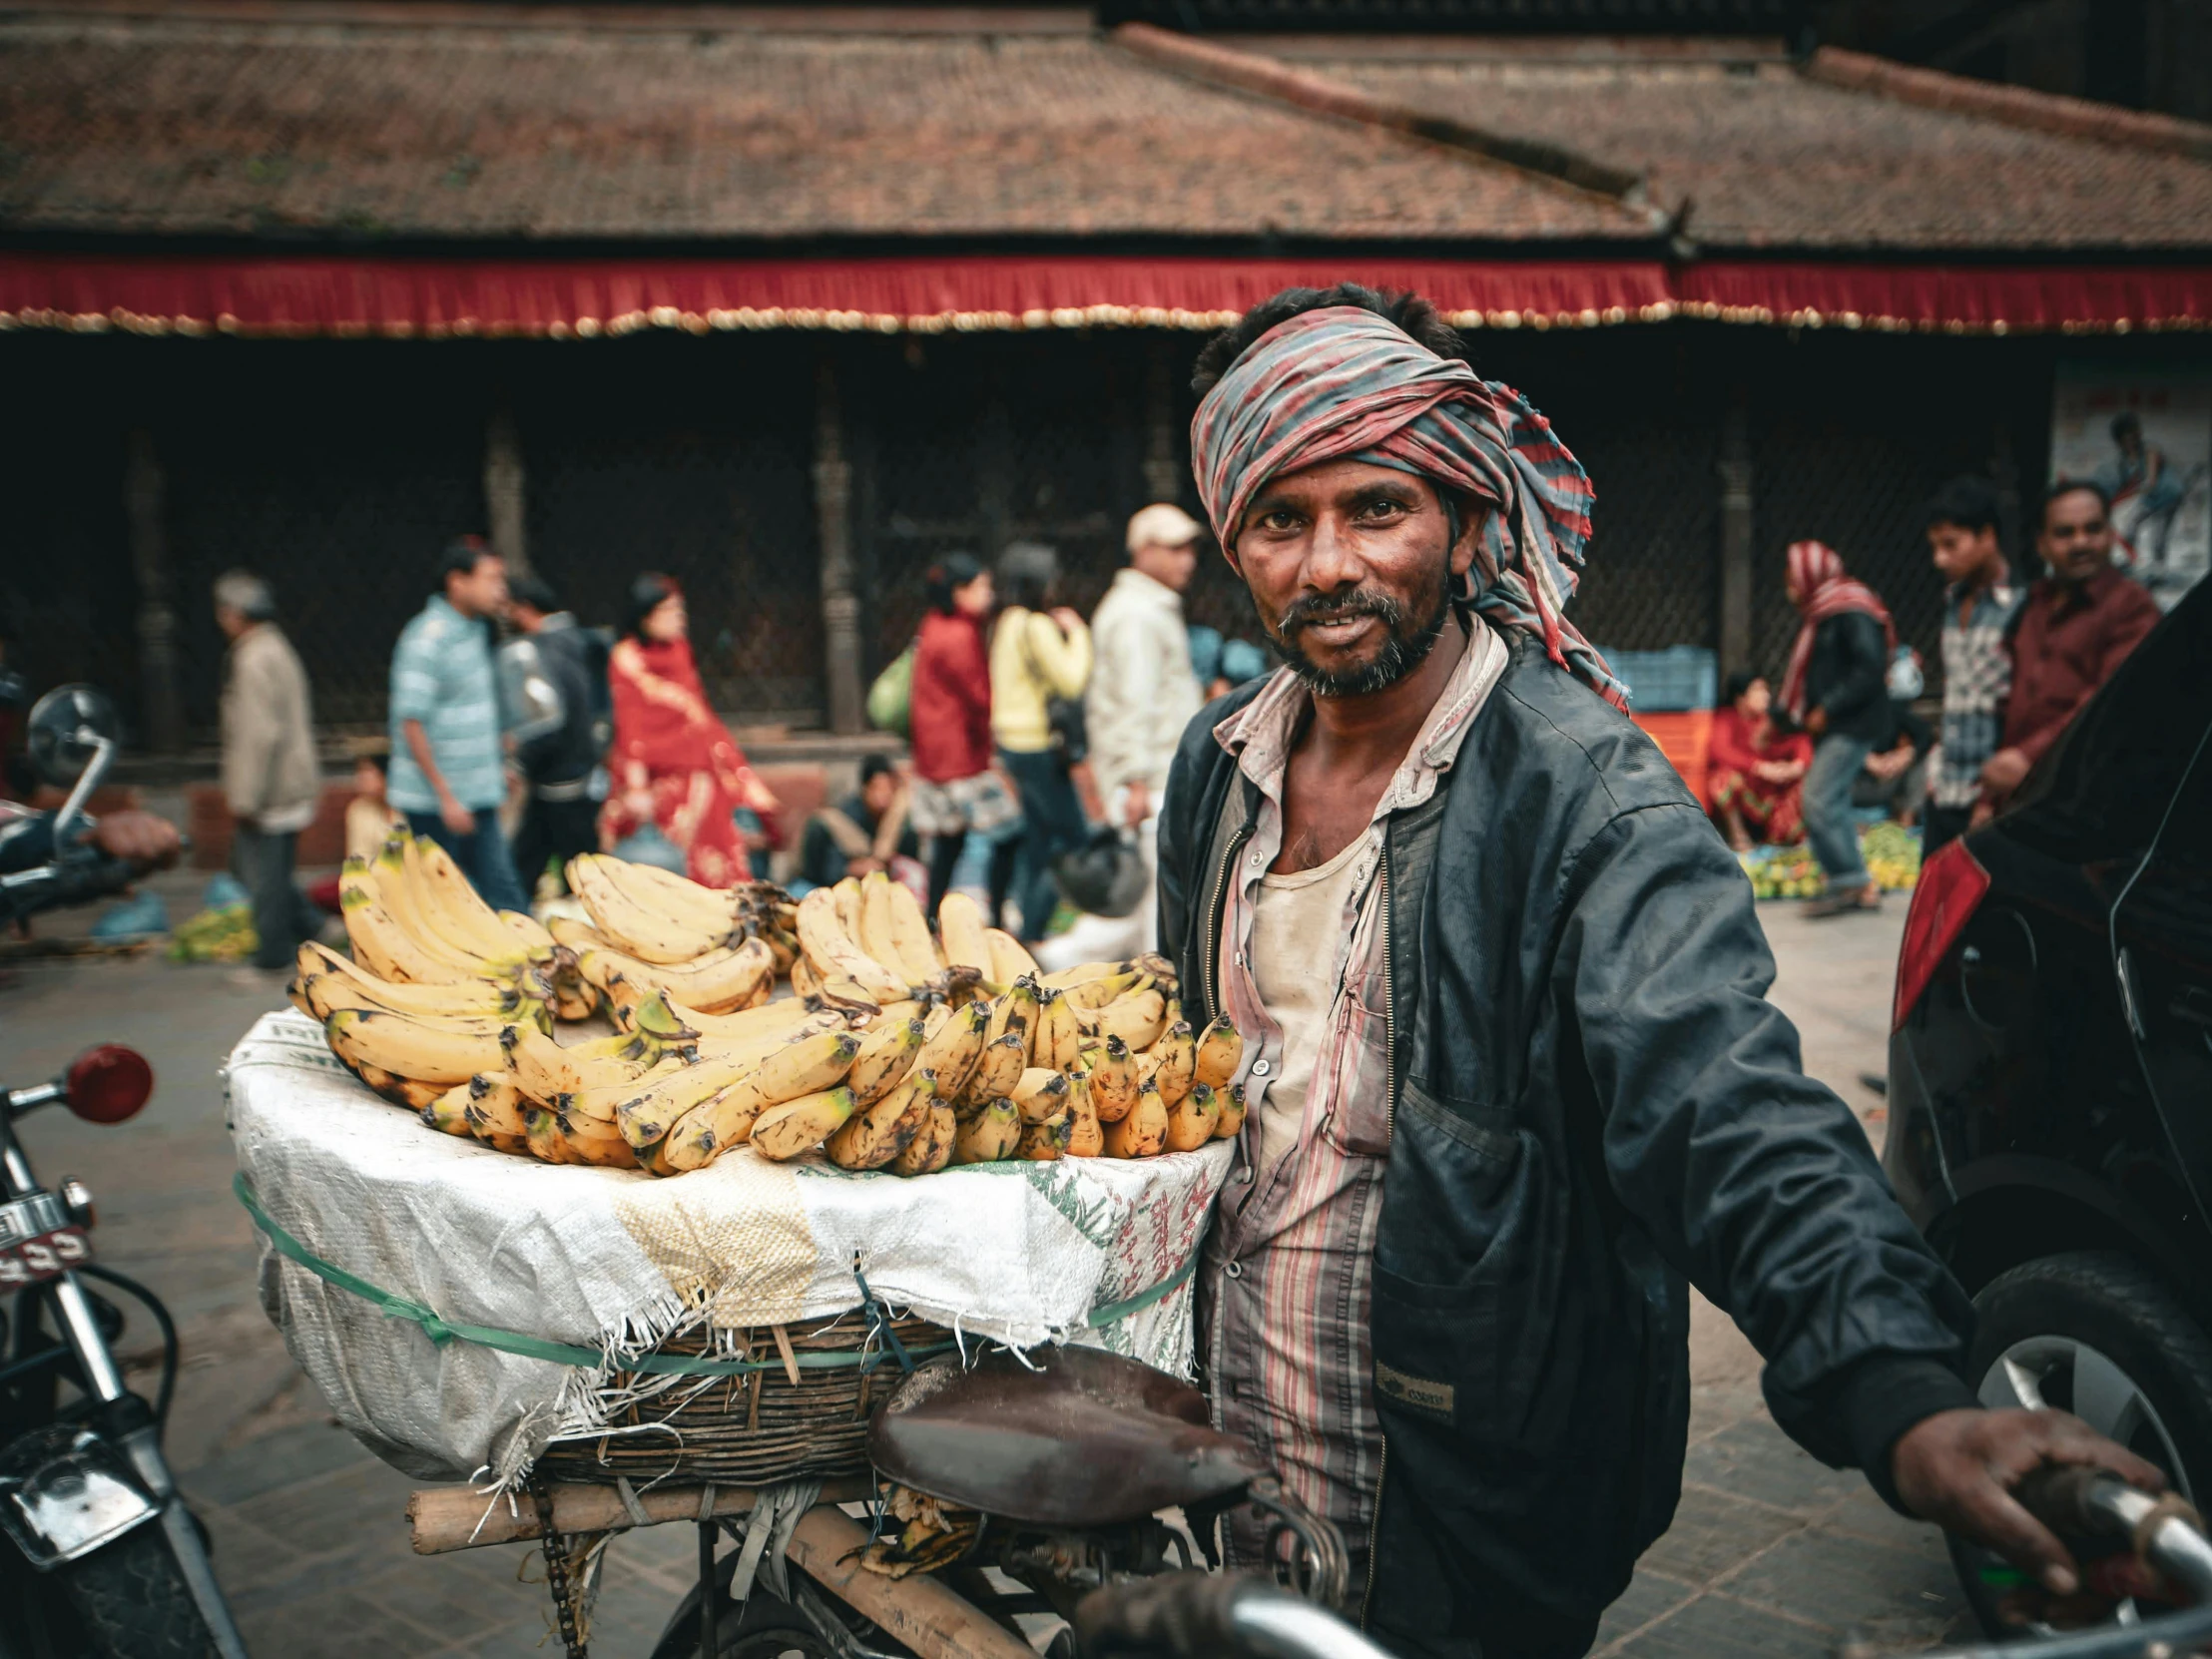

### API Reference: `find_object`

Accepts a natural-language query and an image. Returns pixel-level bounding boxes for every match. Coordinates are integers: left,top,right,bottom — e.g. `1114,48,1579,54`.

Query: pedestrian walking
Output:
989,541,1093,942
797,754,919,892
386,537,529,912
598,573,781,890
1779,538,1895,915
215,569,324,970
505,574,609,897
1921,476,2021,856
1038,502,1204,969
906,553,1020,922
1976,480,2162,821
1156,284,2151,1654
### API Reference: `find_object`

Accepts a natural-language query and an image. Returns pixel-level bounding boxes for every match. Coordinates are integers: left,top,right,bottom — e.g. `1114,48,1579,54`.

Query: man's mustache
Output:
1274,590,1406,634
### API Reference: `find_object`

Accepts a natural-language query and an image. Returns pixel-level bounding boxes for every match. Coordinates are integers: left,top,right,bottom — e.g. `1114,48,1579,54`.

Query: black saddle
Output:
866,1346,1267,1527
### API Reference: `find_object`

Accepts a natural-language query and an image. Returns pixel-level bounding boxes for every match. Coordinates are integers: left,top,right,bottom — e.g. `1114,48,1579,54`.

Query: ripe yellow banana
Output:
1010,1067,1071,1126
570,854,734,964
667,995,848,1048
1102,1079,1168,1158
423,1083,476,1137
403,834,542,967
1061,971,1141,1012
523,1105,572,1164
607,858,742,934
364,841,501,978
985,929,1040,986
832,877,865,947
297,939,535,1015
546,914,610,951
984,978,1041,1065
500,909,556,953
913,999,989,1102
465,1071,530,1139
1193,1015,1243,1088
848,1017,925,1104
1088,1035,1138,1123
504,1021,664,1102
1147,1022,1197,1108
958,1034,1027,1115
826,1071,936,1171
554,1113,641,1170
301,970,552,1035
1164,1081,1220,1152
751,1085,860,1163
656,1029,862,1159
338,1057,446,1112
324,1008,509,1086
951,1099,1020,1164
572,938,779,1015
1038,959,1122,992
888,1102,957,1177
880,876,943,986
935,891,992,978
1034,987,1083,1073
338,864,478,984
856,872,910,985
1015,1109,1071,1161
1213,1081,1248,1141
796,887,909,1002
1064,1074,1103,1158
1092,988,1168,1053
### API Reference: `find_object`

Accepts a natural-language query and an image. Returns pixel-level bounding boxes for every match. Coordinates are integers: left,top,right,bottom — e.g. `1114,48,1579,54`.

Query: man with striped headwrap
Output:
1154,287,2153,1657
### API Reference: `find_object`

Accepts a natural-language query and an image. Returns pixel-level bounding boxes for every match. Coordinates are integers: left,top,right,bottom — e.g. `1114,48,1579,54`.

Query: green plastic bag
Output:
867,642,915,737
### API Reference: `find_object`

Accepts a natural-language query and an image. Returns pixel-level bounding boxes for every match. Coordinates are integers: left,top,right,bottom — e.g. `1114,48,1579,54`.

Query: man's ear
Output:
1447,495,1484,600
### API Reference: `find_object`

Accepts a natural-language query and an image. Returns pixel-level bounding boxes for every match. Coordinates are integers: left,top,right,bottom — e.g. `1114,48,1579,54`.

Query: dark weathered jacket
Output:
1158,635,1974,1656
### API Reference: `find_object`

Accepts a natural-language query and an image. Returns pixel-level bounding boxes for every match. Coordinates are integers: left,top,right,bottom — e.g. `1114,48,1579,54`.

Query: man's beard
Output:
1263,568,1452,699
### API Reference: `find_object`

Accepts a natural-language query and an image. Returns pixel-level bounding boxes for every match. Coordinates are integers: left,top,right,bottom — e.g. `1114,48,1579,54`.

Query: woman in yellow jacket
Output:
990,541,1094,943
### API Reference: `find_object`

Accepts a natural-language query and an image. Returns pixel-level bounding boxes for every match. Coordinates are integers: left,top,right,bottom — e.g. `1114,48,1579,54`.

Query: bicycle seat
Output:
866,1346,1266,1526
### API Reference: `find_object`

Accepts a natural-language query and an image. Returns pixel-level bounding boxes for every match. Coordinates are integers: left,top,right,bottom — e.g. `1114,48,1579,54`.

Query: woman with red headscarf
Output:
598,573,780,889
1779,539,1896,915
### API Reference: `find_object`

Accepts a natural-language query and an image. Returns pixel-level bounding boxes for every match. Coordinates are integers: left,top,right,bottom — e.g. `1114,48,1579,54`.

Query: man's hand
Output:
1122,781,1151,829
1892,1408,2167,1596
1979,746,2031,798
1050,606,1085,633
436,792,476,836
848,856,885,877
87,810,182,869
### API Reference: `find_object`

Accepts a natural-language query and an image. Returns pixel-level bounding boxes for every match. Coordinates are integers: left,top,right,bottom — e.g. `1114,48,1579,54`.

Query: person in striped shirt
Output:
385,538,528,913
1921,477,2020,857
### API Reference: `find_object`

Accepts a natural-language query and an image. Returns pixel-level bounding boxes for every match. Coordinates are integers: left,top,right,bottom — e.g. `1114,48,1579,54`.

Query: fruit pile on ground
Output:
1738,823,1923,900
291,835,1241,1177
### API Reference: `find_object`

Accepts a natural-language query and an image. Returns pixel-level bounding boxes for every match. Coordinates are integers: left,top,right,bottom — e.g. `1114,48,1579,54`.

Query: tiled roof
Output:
1303,51,2212,251
0,10,1646,242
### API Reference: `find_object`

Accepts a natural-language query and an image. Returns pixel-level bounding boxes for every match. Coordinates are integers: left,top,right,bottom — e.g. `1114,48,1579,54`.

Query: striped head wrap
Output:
1190,304,1626,709
1777,539,1897,724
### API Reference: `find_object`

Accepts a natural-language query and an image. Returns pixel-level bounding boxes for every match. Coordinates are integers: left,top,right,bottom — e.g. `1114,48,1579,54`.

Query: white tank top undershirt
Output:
1248,830,1374,1173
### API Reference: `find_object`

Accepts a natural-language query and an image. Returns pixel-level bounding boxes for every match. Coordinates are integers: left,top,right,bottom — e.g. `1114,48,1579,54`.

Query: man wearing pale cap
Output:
1038,502,1205,968
1143,284,2155,1656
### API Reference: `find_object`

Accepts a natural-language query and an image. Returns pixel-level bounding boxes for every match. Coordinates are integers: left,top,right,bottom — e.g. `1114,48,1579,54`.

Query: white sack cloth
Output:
227,1010,1231,1485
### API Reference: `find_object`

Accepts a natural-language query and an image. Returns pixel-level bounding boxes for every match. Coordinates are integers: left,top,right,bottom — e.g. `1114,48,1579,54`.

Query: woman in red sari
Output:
1706,671,1812,851
598,574,781,889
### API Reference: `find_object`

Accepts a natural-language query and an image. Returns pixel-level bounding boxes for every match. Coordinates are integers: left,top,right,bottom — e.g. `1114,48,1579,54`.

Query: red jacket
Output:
909,609,993,783
2002,567,2162,765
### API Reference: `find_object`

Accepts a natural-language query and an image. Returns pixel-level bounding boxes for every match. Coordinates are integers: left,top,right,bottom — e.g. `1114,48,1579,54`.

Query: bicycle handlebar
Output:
1075,1573,1388,1659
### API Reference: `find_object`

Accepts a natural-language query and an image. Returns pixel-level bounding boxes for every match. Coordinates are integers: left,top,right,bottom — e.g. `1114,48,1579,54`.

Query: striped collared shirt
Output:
1198,622,1509,1578
1931,576,2022,811
386,595,506,813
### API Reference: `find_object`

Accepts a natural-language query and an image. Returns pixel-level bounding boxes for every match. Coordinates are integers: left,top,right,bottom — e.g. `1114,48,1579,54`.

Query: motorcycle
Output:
0,686,247,1658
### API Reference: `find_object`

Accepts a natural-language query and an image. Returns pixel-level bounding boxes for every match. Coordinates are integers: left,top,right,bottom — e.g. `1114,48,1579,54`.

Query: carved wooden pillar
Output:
814,355,864,735
1716,384,1755,682
125,428,184,754
483,401,530,576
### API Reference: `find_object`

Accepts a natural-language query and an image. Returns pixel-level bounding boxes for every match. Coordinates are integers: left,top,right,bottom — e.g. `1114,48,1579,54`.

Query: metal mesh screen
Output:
521,335,823,723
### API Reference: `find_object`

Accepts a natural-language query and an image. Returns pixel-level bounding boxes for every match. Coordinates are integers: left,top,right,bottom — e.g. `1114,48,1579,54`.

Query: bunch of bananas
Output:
291,843,1245,1180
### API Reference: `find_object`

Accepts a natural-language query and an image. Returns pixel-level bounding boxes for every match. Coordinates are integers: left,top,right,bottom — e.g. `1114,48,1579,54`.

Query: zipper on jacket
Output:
1203,818,1256,1019
1360,851,1396,1631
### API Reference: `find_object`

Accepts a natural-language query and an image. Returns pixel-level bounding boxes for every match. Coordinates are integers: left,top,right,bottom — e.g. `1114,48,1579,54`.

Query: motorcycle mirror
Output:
26,685,121,788
65,1045,154,1125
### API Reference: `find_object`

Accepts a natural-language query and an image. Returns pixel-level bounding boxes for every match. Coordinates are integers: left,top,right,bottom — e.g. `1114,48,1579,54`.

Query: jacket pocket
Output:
1317,993,1391,1158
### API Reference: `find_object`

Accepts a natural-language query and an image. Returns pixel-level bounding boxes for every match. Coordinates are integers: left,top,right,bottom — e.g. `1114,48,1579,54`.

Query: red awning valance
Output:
1,252,2206,339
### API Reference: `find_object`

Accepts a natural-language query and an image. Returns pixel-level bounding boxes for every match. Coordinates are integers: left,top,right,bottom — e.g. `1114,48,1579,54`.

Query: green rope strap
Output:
235,1171,1196,1378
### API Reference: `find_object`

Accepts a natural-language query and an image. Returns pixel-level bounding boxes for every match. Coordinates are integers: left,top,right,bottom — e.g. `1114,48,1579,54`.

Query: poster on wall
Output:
2049,364,2210,610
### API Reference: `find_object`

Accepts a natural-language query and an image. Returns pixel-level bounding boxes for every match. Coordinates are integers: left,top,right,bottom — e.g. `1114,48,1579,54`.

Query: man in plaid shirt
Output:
1921,478,2020,856
1159,286,2160,1657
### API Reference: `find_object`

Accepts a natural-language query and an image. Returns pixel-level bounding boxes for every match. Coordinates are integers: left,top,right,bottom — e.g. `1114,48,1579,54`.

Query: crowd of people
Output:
1702,472,2162,914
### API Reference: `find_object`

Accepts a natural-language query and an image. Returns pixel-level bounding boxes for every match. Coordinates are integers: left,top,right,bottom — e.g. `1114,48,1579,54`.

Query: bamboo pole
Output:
788,1504,1035,1659
406,1476,872,1554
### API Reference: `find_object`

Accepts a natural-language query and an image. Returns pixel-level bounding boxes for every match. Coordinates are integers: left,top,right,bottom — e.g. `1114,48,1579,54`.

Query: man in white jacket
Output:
1040,503,1205,966
217,570,324,972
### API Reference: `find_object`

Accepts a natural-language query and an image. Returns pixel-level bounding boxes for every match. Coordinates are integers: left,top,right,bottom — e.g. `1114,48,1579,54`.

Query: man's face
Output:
2038,488,2112,587
448,554,509,620
1234,458,1471,699
862,771,896,817
1132,537,1200,594
1928,521,1999,586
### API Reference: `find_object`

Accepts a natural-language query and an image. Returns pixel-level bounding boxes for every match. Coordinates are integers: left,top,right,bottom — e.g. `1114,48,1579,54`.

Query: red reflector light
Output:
1893,841,1992,1032
65,1045,154,1124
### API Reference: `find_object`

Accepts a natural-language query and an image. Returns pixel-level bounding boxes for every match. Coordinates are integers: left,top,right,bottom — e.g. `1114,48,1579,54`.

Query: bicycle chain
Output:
529,1476,589,1659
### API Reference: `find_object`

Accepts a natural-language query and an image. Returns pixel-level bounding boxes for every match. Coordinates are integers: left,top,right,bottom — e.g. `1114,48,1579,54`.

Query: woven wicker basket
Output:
535,1310,952,1487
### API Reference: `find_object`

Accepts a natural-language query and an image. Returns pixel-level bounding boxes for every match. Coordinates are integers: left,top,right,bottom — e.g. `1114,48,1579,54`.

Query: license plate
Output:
0,1192,88,1288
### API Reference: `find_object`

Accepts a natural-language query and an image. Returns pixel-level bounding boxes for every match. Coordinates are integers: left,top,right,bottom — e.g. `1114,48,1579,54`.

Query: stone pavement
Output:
0,877,1972,1656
